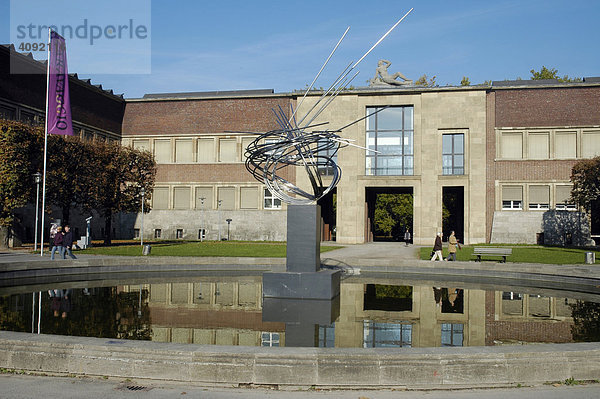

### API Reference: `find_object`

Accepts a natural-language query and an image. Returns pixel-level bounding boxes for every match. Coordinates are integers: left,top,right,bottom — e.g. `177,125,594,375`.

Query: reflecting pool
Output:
2,274,599,348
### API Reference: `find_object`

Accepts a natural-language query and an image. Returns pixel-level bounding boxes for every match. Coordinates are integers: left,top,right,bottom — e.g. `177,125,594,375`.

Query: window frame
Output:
365,106,414,176
442,133,465,175
263,188,282,210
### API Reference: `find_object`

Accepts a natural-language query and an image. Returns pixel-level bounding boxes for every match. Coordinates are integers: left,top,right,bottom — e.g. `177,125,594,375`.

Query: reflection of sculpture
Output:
369,59,412,86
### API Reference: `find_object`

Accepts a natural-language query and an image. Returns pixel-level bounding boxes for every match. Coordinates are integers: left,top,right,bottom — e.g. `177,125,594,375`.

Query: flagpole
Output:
40,28,51,256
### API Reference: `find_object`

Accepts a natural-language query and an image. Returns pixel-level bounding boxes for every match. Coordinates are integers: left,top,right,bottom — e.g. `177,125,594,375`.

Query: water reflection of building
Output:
120,280,583,348
134,279,285,346
486,291,575,345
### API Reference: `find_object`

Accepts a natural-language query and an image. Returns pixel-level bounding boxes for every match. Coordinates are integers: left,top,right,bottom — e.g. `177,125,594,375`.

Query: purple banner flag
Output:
47,31,73,135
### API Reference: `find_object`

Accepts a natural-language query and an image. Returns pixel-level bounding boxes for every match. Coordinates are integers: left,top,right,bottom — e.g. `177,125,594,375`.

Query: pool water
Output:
2,275,599,348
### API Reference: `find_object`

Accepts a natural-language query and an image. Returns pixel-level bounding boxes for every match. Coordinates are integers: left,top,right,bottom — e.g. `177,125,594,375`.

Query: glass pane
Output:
365,156,375,175
455,134,464,154
442,135,453,154
442,155,452,175
403,107,413,130
454,155,464,169
378,107,404,130
403,131,413,155
403,156,413,175
366,107,378,130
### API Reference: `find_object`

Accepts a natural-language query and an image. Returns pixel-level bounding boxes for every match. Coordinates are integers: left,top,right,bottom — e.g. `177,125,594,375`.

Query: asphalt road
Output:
1,374,600,399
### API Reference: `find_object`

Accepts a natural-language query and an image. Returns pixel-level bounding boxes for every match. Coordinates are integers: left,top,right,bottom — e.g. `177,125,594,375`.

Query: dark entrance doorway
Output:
591,199,600,245
442,186,464,242
318,189,336,241
365,187,413,242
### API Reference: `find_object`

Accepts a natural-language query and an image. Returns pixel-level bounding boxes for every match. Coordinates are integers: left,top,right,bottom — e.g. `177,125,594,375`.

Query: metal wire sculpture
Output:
244,8,413,205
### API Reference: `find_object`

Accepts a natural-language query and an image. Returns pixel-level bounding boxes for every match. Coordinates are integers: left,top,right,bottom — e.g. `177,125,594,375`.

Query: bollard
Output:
143,244,151,256
585,252,595,264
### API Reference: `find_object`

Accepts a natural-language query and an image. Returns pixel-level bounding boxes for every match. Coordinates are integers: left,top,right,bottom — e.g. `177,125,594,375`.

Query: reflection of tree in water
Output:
364,284,413,312
0,295,29,332
40,287,151,341
570,300,600,342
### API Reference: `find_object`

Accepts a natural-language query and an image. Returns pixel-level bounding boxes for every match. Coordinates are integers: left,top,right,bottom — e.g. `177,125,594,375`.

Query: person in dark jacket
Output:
50,226,64,260
430,232,444,261
62,225,77,259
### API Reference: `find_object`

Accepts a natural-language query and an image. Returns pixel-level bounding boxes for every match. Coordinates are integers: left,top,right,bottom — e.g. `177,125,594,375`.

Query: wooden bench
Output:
473,247,512,263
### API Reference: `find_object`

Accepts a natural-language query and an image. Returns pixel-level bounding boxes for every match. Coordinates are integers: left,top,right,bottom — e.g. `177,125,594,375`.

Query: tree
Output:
0,120,43,248
530,66,582,82
570,156,600,212
415,74,437,87
91,143,156,245
374,193,413,239
460,76,471,86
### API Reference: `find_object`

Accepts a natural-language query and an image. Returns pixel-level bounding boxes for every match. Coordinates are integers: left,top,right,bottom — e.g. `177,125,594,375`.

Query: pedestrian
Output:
50,226,64,260
446,230,459,261
403,228,411,247
62,225,77,259
431,232,444,261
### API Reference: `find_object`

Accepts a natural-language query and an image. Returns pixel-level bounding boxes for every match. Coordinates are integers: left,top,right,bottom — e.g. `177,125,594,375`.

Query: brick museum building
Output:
2,43,600,246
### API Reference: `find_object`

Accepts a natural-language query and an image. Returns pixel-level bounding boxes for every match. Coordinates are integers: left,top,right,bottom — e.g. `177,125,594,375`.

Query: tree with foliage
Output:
374,193,413,239
90,142,156,245
460,76,471,86
0,120,43,248
530,66,582,82
570,156,600,212
415,74,437,87
570,300,600,342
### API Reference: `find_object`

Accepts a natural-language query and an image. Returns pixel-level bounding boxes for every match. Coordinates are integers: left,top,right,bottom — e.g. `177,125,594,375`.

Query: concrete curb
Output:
1,331,599,388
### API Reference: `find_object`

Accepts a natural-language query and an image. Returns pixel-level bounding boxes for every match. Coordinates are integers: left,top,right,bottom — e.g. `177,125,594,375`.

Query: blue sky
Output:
1,0,599,98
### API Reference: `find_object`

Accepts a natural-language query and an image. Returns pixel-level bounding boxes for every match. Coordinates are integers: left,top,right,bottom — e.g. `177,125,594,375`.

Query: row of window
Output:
362,321,464,347
152,186,281,210
0,100,119,142
501,184,575,211
498,128,600,160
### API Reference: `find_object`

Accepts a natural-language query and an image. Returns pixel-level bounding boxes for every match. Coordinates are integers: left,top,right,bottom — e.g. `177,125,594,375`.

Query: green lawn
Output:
79,240,343,258
419,245,600,264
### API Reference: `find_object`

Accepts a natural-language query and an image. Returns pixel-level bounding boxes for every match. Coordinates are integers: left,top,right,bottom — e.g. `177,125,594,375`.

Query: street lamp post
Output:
226,218,232,241
140,188,145,248
33,172,42,252
200,197,206,242
217,199,222,241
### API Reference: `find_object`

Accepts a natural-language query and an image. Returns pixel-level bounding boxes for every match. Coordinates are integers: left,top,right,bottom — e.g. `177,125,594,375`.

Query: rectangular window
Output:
264,188,282,210
173,187,191,209
217,187,235,210
219,138,237,162
195,187,213,209
198,229,206,240
133,228,140,238
363,320,412,348
261,332,280,347
502,292,523,315
154,139,171,163
528,185,549,210
441,323,464,347
176,229,184,239
555,131,577,158
132,139,150,152
502,185,522,210
365,106,414,176
0,104,16,120
154,229,162,239
240,187,259,209
442,133,464,175
241,137,254,162
528,132,550,159
555,185,576,210
197,138,215,162
317,138,338,176
582,130,600,158
318,323,335,348
500,132,523,159
175,139,194,163
152,187,169,209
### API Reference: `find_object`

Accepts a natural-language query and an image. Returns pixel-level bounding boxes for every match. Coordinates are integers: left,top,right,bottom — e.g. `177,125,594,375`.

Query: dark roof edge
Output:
1,44,124,101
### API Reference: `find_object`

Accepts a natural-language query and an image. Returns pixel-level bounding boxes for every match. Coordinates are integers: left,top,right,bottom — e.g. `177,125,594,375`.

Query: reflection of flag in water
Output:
47,31,72,135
